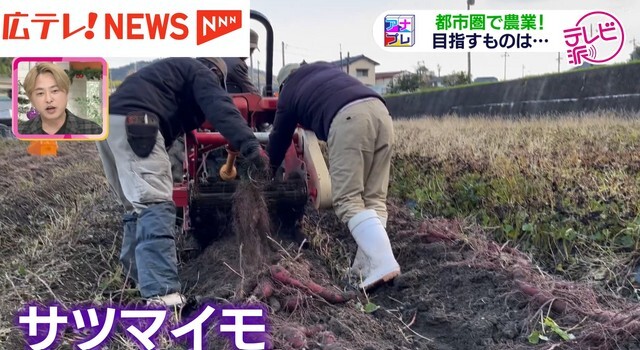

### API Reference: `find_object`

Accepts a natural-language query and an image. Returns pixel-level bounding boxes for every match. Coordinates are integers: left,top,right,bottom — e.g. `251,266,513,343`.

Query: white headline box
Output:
373,10,628,66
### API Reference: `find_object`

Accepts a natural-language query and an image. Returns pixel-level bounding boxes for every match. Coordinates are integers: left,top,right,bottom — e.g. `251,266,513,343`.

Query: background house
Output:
330,54,379,87
374,70,410,94
0,76,9,93
473,76,499,83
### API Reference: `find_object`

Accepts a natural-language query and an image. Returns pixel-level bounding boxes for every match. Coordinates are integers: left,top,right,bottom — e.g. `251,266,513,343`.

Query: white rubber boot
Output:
350,247,369,276
348,209,400,290
350,214,387,277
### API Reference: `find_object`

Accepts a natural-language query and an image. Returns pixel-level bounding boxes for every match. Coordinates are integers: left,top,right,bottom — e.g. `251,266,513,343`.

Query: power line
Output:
283,43,314,53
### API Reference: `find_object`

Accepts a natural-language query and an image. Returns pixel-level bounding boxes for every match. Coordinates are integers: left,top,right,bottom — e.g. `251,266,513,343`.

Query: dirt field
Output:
0,119,639,350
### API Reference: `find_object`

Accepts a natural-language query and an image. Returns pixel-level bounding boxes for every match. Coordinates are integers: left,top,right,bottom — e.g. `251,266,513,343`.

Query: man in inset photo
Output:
18,63,103,135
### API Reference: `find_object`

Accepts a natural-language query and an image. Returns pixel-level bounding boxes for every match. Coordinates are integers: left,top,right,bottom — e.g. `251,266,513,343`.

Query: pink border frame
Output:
11,57,109,141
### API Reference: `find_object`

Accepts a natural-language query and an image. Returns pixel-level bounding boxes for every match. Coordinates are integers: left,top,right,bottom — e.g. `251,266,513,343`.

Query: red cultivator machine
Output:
171,10,332,244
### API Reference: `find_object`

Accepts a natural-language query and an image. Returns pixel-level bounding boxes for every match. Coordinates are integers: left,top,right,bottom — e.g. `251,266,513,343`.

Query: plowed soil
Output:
180,200,640,350
1,140,639,350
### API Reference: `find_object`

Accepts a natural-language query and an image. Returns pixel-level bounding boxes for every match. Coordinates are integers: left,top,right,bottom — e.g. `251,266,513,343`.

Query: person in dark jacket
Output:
96,57,269,308
223,29,260,94
268,61,400,291
168,30,261,182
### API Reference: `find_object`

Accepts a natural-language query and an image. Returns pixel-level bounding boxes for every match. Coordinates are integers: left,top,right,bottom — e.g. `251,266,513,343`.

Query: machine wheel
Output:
274,202,307,247
273,171,309,247
168,135,186,231
168,135,185,183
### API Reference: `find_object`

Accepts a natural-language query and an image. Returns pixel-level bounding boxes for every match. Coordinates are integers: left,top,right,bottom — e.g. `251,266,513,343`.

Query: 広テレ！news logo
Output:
1,0,251,58
384,15,415,47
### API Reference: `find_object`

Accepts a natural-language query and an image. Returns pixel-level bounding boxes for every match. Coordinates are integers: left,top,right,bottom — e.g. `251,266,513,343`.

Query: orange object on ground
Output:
27,141,58,156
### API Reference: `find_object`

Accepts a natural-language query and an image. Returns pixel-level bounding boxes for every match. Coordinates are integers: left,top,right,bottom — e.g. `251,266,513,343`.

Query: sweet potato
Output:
270,265,356,304
517,280,640,330
304,324,325,336
283,295,303,312
419,221,457,242
281,326,307,349
517,280,569,314
271,265,306,289
252,279,274,299
305,280,356,303
318,331,337,345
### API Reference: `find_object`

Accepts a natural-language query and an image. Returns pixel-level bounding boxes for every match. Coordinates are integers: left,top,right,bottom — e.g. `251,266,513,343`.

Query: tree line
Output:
0,57,12,76
386,62,471,94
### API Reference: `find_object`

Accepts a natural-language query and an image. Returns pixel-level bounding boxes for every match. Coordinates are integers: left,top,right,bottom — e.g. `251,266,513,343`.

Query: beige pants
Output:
327,98,394,225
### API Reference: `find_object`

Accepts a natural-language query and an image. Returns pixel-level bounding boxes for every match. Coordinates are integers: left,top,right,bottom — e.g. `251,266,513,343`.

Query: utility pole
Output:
556,52,562,73
502,52,509,80
417,60,426,86
437,64,441,77
257,60,261,92
250,54,254,84
339,44,343,72
281,42,285,67
346,52,350,74
522,64,525,78
467,0,474,82
628,38,638,61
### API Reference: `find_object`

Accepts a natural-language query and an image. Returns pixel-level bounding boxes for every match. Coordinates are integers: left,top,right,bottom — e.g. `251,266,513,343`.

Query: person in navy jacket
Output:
268,61,401,290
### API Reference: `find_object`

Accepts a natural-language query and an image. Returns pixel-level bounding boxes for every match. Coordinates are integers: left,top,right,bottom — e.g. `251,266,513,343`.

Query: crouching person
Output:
96,57,269,307
268,61,401,290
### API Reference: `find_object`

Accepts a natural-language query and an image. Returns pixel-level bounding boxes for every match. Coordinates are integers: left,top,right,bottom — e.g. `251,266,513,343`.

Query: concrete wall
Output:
384,61,640,118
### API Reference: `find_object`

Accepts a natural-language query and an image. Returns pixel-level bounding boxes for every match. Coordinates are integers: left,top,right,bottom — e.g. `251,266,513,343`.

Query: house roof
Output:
330,54,380,67
571,62,595,70
375,70,407,80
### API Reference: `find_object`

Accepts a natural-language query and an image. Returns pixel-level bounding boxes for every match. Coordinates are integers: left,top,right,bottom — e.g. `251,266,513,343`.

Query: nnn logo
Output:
197,10,242,45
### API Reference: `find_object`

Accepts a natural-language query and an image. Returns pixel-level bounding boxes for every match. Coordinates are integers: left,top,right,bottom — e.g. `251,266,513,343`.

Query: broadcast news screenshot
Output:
1,0,639,349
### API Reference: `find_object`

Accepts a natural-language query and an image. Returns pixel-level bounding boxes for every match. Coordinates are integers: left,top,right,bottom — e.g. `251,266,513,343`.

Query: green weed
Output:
390,113,640,297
